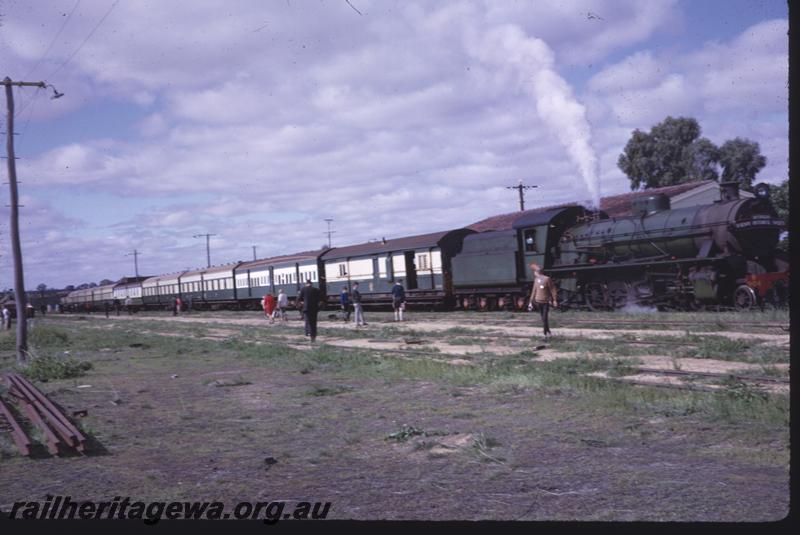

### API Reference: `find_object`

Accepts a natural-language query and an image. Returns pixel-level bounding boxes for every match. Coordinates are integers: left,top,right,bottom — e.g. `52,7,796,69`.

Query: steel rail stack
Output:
3,373,87,455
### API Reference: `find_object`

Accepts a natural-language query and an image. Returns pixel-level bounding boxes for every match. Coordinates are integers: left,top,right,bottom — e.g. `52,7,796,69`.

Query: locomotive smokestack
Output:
719,181,740,202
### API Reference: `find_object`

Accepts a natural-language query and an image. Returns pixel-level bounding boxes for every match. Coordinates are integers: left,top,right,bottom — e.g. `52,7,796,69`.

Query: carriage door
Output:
404,251,418,290
269,266,275,294
372,257,380,291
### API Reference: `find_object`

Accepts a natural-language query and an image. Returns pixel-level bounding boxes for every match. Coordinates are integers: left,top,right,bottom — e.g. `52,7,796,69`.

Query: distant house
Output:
468,180,754,232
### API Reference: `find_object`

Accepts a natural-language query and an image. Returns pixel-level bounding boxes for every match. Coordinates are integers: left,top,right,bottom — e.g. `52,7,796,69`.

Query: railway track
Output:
291,338,790,394
434,317,788,330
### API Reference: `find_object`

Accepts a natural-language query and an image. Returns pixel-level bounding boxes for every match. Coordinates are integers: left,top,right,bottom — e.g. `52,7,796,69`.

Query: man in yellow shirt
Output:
527,262,558,340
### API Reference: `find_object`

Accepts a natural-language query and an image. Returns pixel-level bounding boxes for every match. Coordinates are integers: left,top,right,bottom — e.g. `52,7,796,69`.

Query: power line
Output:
22,0,83,80
16,87,44,151
45,0,119,81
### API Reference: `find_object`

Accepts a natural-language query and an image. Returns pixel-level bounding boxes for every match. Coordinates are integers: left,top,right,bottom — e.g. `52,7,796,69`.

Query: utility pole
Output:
323,218,335,248
2,77,62,365
505,179,538,211
193,233,216,268
125,249,141,277
251,245,257,261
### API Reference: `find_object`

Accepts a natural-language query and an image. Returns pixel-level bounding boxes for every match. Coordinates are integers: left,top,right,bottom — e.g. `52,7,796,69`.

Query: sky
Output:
0,0,790,289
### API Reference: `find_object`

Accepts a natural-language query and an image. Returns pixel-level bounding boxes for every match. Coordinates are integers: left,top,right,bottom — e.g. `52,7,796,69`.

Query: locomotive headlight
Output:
754,182,771,199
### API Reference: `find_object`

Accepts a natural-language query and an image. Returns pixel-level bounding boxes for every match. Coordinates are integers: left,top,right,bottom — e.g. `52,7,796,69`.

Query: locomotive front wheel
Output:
733,285,758,309
515,296,527,310
479,297,489,311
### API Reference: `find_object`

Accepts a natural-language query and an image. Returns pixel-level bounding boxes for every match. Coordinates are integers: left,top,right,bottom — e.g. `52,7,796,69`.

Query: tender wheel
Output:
515,296,527,310
478,297,489,311
733,285,758,309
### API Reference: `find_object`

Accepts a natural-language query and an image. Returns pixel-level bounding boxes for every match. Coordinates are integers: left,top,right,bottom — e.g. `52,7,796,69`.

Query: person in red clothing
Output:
263,293,277,323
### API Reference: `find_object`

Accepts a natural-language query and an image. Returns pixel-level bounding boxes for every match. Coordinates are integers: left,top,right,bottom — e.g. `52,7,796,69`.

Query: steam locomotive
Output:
452,182,788,311
62,182,788,312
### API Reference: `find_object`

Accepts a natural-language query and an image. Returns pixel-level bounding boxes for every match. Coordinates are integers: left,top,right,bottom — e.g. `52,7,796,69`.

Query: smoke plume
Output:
466,24,601,208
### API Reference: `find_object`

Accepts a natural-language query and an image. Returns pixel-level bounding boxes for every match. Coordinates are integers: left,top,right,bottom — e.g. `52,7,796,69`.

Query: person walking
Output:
339,287,351,322
174,296,182,316
2,306,10,330
296,280,322,342
125,296,133,315
527,262,558,341
104,301,111,318
276,288,288,323
263,293,276,323
113,298,121,316
352,282,367,327
391,280,406,321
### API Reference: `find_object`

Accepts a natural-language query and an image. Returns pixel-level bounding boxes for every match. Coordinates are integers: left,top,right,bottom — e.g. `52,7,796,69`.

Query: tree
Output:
771,179,789,252
64,285,75,291
618,117,720,190
99,279,114,286
36,283,47,295
718,138,766,192
618,117,767,191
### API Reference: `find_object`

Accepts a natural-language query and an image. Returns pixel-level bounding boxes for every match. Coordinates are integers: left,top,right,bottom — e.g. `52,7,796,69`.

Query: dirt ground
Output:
0,311,790,521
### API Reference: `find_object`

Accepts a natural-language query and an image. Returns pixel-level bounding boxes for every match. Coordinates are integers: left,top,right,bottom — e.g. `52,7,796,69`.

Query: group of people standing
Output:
261,288,289,324
259,279,409,343
253,266,556,345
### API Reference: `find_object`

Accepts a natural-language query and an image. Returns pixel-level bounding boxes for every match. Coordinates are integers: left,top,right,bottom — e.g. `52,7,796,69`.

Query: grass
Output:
306,384,354,397
471,432,505,464
9,316,789,431
668,335,788,364
18,352,93,381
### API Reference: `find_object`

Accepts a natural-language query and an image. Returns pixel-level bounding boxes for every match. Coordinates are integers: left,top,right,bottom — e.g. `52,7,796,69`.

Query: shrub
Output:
19,353,92,382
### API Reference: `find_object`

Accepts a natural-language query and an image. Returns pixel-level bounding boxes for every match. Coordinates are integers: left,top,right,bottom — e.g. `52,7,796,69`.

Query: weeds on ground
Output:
385,424,450,442
306,384,354,397
17,352,92,381
471,432,504,464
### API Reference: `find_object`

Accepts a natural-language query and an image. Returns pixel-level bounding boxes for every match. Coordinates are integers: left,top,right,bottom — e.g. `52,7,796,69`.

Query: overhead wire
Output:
16,87,45,152
22,0,83,81
11,1,81,118
44,0,120,82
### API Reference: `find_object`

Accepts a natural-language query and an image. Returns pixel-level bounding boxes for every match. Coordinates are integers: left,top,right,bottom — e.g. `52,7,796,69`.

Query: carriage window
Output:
418,254,429,270
524,229,538,252
339,264,347,277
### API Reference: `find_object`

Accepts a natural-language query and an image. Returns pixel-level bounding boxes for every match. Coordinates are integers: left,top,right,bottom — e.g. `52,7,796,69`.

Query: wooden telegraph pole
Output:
505,180,538,212
2,78,61,365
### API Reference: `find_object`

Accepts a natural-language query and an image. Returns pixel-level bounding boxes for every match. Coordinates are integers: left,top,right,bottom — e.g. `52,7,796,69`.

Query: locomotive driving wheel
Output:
733,285,758,309
583,282,607,311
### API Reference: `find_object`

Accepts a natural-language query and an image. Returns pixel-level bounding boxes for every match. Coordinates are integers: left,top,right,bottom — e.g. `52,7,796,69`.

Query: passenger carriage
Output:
234,251,325,308
320,229,474,308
